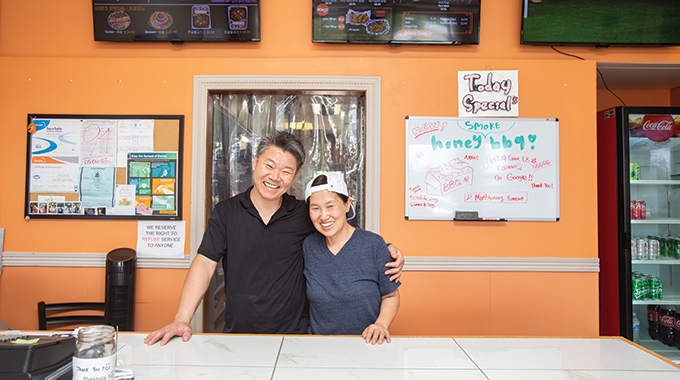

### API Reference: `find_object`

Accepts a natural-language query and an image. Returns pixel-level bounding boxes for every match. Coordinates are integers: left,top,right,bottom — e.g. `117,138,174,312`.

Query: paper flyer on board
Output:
79,167,116,210
113,184,137,216
117,119,154,167
31,118,80,157
30,161,80,193
30,118,81,193
128,152,178,216
80,119,117,167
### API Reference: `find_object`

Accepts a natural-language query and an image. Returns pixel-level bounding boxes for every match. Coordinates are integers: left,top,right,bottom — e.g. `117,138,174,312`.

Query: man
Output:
145,131,404,345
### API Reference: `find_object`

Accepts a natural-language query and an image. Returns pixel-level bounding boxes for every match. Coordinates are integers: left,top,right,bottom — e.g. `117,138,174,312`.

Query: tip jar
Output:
73,325,116,380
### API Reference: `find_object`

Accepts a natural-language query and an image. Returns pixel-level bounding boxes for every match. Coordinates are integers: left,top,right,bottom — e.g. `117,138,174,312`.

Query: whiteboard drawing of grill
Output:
424,158,474,196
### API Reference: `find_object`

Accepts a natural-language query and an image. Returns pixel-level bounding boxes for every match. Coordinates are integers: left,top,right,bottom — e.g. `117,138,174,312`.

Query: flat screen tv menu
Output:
312,0,480,44
93,0,260,42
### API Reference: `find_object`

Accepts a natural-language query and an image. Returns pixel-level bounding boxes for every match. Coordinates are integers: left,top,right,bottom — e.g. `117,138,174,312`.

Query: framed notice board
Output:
25,114,184,220
405,116,559,221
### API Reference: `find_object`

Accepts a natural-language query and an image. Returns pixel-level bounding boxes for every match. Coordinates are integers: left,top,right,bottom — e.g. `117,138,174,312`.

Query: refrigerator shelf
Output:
631,218,680,225
630,136,680,151
630,180,680,186
633,256,680,265
633,288,680,305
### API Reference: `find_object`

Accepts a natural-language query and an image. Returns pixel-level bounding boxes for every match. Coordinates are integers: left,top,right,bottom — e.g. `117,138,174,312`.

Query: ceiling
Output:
596,62,680,90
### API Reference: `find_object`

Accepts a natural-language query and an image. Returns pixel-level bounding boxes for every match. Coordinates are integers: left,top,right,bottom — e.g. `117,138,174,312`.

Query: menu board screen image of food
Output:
312,0,480,44
92,1,260,42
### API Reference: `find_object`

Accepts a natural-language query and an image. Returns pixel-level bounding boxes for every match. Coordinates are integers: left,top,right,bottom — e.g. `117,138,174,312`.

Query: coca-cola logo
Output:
642,115,675,142
660,315,675,326
643,120,674,131
648,310,658,322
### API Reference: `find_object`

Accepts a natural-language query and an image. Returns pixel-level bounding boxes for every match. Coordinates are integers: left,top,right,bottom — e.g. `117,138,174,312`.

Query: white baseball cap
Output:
305,172,350,201
305,172,355,220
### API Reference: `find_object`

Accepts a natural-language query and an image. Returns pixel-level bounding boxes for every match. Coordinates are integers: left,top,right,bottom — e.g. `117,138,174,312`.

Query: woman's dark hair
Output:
308,174,349,203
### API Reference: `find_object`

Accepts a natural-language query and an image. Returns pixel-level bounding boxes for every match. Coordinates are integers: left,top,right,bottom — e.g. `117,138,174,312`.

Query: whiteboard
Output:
405,117,559,221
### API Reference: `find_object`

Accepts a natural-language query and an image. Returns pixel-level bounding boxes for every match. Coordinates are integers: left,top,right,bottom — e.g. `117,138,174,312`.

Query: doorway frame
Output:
190,75,382,332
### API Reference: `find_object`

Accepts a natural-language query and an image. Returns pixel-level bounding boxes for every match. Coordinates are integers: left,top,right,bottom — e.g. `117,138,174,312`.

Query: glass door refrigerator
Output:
598,106,680,364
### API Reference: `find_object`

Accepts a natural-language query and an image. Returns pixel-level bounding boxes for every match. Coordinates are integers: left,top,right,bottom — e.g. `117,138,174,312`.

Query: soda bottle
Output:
675,309,680,349
647,304,660,341
633,312,640,343
659,307,675,346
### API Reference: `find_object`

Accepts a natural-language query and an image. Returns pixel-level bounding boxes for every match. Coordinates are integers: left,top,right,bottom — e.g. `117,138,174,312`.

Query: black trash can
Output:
105,248,136,331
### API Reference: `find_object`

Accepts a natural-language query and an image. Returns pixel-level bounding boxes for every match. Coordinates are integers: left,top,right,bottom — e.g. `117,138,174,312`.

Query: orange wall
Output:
2,0,680,336
598,89,672,111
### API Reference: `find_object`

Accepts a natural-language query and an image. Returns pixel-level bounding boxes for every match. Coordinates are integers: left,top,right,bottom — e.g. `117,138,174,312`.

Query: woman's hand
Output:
362,323,391,345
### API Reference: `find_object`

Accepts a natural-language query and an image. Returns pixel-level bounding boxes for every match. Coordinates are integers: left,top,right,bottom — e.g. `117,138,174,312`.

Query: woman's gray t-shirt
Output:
303,228,401,335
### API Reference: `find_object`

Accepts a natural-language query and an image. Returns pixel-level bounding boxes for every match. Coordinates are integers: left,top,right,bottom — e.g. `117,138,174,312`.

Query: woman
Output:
303,172,400,345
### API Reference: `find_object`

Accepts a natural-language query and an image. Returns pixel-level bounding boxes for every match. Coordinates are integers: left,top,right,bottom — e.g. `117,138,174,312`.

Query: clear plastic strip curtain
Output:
210,91,366,227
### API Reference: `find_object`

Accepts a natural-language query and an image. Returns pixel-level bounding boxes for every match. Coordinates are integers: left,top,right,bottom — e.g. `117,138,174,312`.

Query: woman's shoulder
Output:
352,228,387,246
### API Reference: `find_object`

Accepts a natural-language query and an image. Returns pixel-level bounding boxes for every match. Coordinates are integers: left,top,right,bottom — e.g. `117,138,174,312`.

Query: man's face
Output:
252,145,299,203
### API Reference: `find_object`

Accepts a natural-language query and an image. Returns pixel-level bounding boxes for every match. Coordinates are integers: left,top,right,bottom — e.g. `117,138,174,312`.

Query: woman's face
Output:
308,190,352,239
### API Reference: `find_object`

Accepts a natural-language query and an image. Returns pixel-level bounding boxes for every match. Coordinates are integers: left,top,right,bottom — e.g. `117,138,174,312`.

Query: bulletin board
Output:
406,116,559,221
24,114,184,220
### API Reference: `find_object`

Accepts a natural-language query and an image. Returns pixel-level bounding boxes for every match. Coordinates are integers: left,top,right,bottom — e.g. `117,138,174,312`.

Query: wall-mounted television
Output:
521,0,680,47
312,0,480,45
93,0,260,43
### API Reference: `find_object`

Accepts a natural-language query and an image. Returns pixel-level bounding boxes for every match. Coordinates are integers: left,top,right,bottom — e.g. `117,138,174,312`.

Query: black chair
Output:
35,249,136,331
37,301,105,330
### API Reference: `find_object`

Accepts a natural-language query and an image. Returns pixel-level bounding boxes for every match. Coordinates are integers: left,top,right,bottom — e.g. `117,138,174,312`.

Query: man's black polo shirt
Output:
198,187,314,334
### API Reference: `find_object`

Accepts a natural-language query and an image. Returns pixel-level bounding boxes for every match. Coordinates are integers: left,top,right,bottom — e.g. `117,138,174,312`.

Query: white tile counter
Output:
117,334,680,380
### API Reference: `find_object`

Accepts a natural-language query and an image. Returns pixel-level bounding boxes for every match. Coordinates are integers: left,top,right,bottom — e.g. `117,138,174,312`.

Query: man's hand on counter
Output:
143,320,193,346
